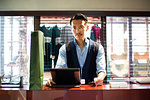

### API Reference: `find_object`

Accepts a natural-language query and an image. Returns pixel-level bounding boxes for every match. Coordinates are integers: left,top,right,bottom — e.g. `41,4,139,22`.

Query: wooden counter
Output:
0,83,150,100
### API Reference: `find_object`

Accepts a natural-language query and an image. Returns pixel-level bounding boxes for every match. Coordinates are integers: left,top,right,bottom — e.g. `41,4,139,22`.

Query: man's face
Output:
71,20,88,41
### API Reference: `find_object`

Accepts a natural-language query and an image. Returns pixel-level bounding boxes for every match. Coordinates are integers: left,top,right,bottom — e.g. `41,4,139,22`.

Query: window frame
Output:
1,11,150,82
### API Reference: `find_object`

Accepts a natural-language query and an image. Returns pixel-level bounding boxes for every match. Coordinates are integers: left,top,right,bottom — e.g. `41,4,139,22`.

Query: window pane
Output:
107,17,129,80
0,16,34,84
107,17,150,81
132,17,150,77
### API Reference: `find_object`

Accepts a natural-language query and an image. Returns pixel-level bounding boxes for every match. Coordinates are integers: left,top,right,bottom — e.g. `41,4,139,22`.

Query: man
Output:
46,13,106,86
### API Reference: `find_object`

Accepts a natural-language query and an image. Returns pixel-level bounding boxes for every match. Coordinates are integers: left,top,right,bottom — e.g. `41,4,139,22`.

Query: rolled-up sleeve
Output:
55,44,67,68
96,44,106,74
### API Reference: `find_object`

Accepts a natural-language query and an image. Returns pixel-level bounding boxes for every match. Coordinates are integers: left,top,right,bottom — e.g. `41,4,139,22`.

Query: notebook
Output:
50,68,81,88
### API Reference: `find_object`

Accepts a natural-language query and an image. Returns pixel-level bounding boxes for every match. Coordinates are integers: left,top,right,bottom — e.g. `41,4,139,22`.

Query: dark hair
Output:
70,13,88,25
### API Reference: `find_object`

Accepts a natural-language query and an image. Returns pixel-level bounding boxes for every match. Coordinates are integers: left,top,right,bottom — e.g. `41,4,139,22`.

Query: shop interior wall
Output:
0,0,150,11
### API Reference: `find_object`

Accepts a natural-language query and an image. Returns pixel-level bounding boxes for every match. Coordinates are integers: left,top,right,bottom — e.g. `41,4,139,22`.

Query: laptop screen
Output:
50,68,81,86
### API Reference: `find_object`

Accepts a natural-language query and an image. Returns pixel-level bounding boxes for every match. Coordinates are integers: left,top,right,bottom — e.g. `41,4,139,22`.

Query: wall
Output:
0,0,150,11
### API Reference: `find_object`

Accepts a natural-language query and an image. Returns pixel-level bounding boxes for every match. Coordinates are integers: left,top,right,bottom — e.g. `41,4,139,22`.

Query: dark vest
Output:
66,39,99,84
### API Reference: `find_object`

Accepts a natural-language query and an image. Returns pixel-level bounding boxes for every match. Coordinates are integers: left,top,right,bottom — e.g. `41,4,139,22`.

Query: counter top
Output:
43,83,150,90
0,83,150,100
1,83,150,90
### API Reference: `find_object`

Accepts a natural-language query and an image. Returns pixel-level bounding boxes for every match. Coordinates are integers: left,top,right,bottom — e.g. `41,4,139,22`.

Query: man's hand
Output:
94,72,106,86
46,78,56,87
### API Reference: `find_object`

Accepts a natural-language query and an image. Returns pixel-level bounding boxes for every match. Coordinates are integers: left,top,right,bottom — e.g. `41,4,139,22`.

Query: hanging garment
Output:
40,25,51,37
90,28,97,41
90,24,101,43
44,37,51,72
61,25,73,44
50,25,61,56
40,25,52,71
50,25,61,67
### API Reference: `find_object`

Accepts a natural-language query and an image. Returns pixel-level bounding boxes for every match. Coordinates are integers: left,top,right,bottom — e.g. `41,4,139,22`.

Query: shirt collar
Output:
73,37,89,46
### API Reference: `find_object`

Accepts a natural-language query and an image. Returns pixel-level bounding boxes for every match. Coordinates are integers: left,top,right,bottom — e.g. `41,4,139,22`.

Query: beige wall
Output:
0,0,150,11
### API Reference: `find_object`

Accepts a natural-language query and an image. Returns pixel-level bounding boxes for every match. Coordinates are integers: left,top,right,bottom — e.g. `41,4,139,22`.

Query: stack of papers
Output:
135,77,150,84
109,81,128,88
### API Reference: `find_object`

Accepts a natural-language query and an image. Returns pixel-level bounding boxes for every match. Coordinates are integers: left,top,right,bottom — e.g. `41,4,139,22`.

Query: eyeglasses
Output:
72,26,85,31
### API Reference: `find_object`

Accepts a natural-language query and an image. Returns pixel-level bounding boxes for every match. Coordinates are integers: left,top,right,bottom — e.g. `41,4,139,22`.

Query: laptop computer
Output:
50,68,81,88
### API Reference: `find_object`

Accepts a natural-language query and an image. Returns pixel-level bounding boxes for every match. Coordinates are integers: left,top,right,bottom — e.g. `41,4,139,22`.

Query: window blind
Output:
107,17,150,81
0,16,34,84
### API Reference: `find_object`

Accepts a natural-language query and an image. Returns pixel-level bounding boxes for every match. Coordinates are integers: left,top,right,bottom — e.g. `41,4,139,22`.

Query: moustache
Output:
75,33,82,36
